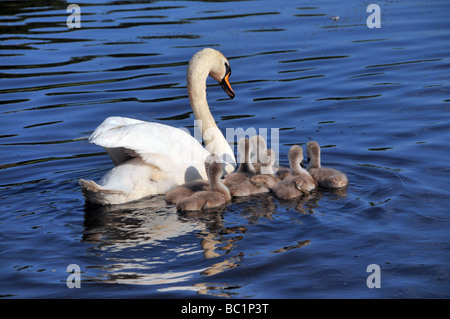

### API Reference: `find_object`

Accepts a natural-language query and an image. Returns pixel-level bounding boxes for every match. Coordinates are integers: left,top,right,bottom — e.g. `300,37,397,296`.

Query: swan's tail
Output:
79,179,130,205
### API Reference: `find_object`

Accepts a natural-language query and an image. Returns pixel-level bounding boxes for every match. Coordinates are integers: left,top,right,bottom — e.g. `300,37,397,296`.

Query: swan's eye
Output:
224,62,231,76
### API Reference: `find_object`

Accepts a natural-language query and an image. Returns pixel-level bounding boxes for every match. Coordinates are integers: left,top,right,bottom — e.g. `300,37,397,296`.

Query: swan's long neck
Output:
187,58,236,171
187,65,214,136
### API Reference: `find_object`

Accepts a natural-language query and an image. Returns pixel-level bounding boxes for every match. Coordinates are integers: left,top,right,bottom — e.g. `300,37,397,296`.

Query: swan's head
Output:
218,60,235,99
189,48,235,99
208,49,235,99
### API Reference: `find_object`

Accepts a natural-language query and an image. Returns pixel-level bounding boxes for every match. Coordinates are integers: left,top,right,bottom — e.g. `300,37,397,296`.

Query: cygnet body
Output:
165,179,209,205
273,145,316,200
250,135,289,179
224,138,269,197
165,158,213,204
176,155,231,211
275,167,292,181
305,141,348,188
250,149,280,190
224,138,255,184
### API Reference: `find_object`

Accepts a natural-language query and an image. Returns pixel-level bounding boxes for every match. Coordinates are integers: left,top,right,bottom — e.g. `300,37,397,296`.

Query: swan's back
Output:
90,117,211,181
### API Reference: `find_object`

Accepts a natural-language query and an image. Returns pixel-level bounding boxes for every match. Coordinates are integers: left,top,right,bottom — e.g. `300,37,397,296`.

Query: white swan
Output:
80,48,237,205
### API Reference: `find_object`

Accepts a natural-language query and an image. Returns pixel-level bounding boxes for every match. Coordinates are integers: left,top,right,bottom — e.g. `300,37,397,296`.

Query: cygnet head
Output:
261,149,275,166
305,141,321,168
259,149,276,174
204,153,223,178
288,145,305,173
208,156,224,181
294,179,311,195
188,48,234,99
207,156,232,201
250,135,267,160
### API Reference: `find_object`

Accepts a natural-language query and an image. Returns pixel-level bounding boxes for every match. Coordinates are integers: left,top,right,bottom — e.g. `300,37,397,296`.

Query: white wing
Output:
89,116,210,177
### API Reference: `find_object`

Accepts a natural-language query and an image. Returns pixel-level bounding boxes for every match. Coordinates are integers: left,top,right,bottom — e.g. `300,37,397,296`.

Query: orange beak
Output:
220,70,235,99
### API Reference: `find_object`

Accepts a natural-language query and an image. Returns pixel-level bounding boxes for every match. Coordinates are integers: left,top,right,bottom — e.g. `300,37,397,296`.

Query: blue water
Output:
0,0,449,298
